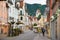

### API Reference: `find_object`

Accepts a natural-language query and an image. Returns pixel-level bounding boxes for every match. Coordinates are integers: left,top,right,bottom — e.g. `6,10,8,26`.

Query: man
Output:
41,27,46,36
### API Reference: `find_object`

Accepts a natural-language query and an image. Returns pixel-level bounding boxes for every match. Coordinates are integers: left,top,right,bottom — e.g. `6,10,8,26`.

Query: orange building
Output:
0,1,8,35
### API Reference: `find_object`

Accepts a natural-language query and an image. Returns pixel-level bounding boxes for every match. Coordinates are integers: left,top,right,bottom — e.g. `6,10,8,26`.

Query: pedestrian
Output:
41,27,45,36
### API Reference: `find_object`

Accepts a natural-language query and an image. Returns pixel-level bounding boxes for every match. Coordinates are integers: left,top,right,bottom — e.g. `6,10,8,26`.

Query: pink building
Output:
0,1,8,35
0,1,8,23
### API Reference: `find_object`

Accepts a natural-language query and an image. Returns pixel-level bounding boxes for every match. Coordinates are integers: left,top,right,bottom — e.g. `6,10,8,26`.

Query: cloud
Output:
24,0,46,5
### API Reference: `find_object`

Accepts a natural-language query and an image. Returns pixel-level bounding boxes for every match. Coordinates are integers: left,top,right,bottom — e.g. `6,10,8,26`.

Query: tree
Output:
33,23,37,26
36,14,41,20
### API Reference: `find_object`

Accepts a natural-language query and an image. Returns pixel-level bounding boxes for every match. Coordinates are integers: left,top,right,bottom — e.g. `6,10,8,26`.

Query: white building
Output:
7,0,30,31
7,0,19,22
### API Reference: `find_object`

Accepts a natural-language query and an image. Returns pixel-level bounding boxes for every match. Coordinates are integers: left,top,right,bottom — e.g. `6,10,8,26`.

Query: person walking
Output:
41,27,46,36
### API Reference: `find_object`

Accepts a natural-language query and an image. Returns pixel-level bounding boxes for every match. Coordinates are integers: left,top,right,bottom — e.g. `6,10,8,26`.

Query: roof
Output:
33,17,37,20
28,16,33,21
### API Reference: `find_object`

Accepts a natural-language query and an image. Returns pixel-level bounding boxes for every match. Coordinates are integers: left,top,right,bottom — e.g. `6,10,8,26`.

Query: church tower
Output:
36,9,41,17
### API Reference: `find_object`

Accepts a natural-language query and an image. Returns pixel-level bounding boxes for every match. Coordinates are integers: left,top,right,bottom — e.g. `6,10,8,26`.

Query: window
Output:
8,0,13,5
59,6,60,9
20,1,23,8
46,0,50,7
20,11,22,15
20,17,23,20
6,3,9,8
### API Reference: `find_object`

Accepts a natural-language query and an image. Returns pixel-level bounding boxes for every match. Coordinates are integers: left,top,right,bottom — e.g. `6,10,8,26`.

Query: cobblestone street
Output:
0,30,50,40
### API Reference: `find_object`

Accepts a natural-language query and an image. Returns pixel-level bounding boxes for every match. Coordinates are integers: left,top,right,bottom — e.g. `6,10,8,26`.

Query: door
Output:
1,28,3,34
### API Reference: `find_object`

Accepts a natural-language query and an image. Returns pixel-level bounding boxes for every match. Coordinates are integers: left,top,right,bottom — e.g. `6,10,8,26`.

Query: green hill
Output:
25,3,46,16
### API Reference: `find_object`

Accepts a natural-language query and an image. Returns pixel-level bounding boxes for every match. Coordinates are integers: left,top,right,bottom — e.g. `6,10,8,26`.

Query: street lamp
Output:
7,22,11,36
10,20,15,36
16,21,20,28
16,20,24,34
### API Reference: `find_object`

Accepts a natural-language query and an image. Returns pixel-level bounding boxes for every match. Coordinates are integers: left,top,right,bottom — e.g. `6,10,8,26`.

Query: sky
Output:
24,0,46,5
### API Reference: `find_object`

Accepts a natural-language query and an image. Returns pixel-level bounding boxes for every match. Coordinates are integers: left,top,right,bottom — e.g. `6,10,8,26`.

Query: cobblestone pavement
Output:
0,30,50,40
33,33,50,40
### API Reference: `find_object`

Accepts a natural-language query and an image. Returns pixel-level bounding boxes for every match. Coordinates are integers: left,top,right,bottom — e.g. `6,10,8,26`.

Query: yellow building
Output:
39,15,44,27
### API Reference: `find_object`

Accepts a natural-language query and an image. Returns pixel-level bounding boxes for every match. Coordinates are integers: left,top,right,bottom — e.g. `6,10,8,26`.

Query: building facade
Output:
0,1,8,35
57,6,60,40
46,0,60,40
